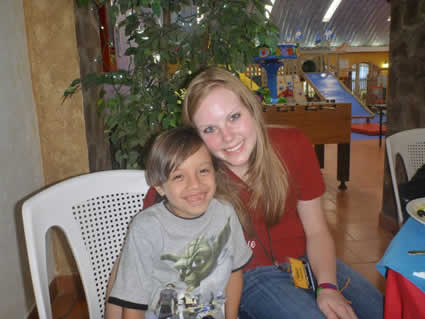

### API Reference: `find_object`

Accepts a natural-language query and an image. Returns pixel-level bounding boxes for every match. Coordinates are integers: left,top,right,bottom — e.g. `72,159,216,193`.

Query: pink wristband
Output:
316,283,338,296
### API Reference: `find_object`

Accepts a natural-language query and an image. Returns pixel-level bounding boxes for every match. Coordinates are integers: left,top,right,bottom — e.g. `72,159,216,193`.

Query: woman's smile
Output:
193,87,257,178
225,140,244,153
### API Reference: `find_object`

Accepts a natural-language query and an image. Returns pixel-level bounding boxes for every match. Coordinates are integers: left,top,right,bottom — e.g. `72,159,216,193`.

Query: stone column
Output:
380,0,425,232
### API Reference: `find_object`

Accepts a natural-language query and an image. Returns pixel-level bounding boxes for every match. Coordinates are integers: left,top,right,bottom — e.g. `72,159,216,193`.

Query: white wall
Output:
0,0,44,317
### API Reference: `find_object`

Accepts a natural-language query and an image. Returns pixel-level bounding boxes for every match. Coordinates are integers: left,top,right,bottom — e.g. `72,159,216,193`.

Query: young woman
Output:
107,127,252,319
181,67,384,319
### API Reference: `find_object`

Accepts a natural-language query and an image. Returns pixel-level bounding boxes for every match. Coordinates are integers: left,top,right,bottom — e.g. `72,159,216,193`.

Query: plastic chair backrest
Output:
386,128,425,225
22,169,150,319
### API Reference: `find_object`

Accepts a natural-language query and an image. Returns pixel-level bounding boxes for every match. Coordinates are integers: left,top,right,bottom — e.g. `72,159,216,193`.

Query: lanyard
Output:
253,226,287,273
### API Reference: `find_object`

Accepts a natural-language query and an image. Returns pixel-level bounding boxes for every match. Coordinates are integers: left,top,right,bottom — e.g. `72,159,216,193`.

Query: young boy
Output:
107,127,252,319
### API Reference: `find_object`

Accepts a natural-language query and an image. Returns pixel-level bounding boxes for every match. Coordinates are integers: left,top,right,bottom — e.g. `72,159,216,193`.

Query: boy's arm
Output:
225,270,243,319
123,308,145,319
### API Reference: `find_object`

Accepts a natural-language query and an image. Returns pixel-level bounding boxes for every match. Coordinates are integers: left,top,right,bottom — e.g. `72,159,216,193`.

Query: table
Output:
376,218,425,319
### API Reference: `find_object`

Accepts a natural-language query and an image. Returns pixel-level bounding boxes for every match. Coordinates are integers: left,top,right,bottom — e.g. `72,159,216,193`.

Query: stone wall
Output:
381,0,425,230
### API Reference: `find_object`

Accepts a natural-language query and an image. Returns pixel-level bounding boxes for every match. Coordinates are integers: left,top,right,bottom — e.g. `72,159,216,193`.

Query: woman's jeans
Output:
239,258,384,319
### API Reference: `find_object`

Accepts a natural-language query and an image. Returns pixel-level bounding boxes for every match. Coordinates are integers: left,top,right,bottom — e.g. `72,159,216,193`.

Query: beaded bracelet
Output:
316,283,338,297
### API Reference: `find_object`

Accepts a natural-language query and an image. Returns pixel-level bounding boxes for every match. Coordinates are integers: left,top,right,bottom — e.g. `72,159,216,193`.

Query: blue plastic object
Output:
254,44,297,104
305,72,372,118
253,59,283,104
376,218,425,293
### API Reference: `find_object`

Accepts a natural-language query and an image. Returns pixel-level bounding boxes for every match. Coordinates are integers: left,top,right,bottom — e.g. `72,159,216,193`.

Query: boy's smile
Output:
154,145,216,218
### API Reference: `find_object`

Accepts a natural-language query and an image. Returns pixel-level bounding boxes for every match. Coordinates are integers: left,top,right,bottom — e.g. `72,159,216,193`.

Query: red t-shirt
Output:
236,127,325,270
142,127,325,271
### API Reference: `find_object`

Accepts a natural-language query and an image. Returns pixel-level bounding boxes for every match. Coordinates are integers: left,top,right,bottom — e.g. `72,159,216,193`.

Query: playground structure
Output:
304,72,374,120
244,46,352,189
253,44,298,104
365,63,389,106
298,48,389,108
244,44,388,189
251,48,383,115
246,45,390,124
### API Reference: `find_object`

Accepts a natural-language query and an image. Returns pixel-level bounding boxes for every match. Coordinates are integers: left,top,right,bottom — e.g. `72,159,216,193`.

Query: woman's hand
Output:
316,289,358,319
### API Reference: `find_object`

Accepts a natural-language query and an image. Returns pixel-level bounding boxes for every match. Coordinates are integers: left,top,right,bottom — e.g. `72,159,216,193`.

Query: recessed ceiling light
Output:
265,0,275,19
323,0,342,22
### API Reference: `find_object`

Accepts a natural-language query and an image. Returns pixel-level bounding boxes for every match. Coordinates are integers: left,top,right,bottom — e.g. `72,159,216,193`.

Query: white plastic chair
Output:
22,169,150,319
386,128,425,225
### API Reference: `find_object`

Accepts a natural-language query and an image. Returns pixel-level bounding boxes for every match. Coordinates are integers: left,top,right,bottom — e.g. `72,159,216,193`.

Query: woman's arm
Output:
298,197,358,319
298,197,336,285
225,270,244,319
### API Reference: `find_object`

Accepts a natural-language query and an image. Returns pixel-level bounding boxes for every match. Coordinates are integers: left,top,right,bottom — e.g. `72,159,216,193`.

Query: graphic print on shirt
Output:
158,217,231,318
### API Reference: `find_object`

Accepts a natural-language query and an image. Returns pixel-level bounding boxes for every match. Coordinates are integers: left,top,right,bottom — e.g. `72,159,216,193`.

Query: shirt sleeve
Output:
271,128,325,201
229,209,252,271
109,219,154,309
291,130,325,200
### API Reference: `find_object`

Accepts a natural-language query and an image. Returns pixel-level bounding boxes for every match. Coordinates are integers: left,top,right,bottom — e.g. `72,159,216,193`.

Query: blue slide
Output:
305,72,374,122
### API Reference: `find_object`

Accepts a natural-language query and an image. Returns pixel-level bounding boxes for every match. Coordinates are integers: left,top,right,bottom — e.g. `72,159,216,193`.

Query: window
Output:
351,63,369,101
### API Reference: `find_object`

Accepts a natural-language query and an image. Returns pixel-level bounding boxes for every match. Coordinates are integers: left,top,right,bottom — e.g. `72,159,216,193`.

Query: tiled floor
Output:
322,139,393,294
48,139,394,318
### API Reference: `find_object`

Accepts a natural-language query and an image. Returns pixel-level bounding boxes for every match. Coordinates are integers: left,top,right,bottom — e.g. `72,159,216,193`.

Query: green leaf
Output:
76,0,91,7
160,0,169,11
119,0,130,13
152,0,161,17
65,0,279,169
64,86,77,97
158,112,165,122
70,78,81,87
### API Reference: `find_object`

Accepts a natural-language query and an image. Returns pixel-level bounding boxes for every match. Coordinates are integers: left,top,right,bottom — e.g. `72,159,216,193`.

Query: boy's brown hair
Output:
146,127,245,228
146,127,205,186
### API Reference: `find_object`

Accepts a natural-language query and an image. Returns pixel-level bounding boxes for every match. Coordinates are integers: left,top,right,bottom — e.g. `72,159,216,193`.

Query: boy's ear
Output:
154,186,165,197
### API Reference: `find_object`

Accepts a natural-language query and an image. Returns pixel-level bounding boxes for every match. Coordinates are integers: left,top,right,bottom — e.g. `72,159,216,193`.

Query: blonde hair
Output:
183,67,289,231
146,127,244,221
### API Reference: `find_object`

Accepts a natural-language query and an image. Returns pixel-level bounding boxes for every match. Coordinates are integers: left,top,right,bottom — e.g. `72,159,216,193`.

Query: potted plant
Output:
65,0,278,168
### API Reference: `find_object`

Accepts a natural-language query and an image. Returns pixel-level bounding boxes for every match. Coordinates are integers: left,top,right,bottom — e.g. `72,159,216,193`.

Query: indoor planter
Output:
66,0,278,168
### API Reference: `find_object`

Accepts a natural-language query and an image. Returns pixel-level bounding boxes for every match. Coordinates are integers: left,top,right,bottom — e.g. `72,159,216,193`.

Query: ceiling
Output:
270,0,391,49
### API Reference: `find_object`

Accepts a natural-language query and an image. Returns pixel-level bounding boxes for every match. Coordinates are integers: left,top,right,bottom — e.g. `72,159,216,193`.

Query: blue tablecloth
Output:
376,218,425,293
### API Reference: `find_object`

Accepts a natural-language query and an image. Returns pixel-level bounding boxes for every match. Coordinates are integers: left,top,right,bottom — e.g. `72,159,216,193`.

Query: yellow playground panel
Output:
239,68,260,91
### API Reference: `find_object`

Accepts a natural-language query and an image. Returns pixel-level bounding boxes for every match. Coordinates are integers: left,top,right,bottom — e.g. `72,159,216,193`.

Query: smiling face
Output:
154,145,216,218
192,87,257,178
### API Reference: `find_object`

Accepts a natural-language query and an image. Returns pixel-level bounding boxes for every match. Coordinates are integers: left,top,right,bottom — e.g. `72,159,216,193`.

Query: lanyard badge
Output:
287,257,316,291
253,226,316,291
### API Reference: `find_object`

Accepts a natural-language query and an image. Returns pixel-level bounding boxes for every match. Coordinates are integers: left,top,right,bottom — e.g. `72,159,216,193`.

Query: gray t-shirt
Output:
109,198,252,318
